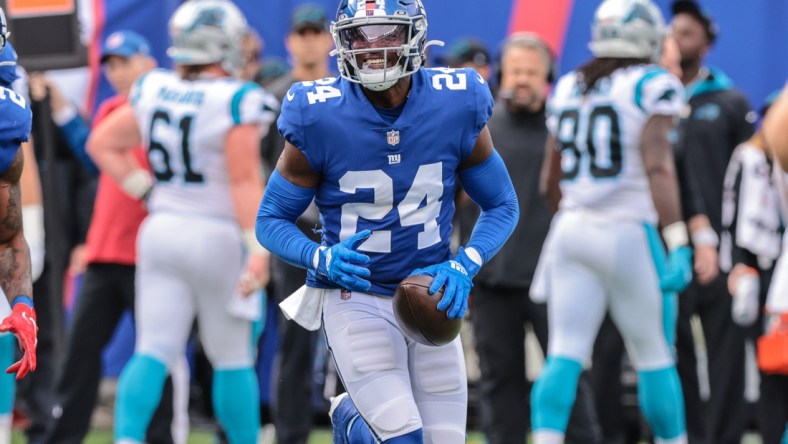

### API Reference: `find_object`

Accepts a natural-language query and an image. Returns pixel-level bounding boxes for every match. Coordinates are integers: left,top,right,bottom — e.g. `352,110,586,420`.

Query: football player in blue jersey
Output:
0,6,38,386
256,1,519,443
0,38,45,443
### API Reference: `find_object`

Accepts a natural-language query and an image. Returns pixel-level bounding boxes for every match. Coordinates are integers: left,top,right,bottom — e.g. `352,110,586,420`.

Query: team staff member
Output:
670,2,755,443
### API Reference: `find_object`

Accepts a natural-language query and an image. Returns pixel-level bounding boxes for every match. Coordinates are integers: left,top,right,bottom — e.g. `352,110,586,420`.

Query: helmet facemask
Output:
332,14,426,91
0,8,9,53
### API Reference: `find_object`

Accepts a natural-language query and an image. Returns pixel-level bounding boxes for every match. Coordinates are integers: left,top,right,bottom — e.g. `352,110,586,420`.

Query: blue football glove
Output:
316,230,372,292
661,246,693,293
409,247,481,319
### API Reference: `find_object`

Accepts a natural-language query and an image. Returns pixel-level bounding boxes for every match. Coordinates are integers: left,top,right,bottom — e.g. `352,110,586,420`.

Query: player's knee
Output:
365,394,421,434
412,344,464,394
383,428,423,443
136,342,179,369
347,320,397,374
201,332,254,369
627,334,673,370
423,427,466,444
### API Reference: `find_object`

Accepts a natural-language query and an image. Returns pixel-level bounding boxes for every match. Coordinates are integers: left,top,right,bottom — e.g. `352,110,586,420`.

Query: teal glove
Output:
661,246,693,293
643,224,693,294
410,247,481,319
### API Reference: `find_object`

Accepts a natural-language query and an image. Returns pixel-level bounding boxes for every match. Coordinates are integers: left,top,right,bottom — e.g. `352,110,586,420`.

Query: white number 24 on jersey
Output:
340,162,443,253
303,78,341,105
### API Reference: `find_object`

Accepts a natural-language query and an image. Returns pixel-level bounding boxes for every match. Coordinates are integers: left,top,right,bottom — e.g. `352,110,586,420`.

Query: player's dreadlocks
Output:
577,57,649,95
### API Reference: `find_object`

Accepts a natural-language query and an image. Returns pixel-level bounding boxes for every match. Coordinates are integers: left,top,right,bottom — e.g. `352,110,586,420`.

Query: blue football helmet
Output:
331,0,442,91
589,0,665,62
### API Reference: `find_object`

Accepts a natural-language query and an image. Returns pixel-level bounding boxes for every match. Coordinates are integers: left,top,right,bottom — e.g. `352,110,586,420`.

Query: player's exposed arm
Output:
86,104,151,200
764,84,788,171
20,140,44,281
0,148,37,379
641,115,683,228
227,124,266,231
641,114,693,292
226,123,269,294
457,125,519,265
277,140,321,188
0,149,32,303
539,135,562,213
688,214,719,284
256,142,321,270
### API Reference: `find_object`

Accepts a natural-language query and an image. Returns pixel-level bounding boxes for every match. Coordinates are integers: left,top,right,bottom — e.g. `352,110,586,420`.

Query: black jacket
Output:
674,67,754,233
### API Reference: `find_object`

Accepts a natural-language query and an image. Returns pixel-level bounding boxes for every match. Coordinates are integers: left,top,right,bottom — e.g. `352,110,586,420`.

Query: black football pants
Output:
270,258,317,444
44,263,174,444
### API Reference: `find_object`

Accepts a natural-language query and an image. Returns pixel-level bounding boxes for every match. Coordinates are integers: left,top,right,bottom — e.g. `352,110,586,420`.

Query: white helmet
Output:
167,0,248,76
589,0,665,62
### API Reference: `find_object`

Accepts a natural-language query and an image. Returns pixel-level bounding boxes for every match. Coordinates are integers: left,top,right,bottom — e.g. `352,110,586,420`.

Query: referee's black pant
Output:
44,263,174,444
270,258,318,444
470,283,602,444
676,274,746,444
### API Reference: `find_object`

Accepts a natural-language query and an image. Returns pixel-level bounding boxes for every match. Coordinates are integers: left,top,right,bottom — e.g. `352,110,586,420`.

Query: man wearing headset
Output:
464,33,601,444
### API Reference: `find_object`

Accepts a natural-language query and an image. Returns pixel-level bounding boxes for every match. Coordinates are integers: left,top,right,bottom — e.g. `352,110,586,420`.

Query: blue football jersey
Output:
0,86,31,174
278,67,493,296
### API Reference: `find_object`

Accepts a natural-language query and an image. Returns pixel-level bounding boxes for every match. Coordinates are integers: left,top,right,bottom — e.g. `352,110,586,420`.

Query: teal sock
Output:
250,290,267,345
638,366,686,440
663,292,677,348
531,356,583,433
781,421,788,444
0,334,16,414
114,354,167,442
213,367,260,443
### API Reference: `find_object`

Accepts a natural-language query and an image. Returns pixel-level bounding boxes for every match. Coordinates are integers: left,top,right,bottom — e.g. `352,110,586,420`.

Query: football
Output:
393,274,462,347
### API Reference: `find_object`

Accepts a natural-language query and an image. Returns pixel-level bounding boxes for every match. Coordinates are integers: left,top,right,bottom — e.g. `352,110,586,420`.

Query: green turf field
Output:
12,429,489,443
12,430,768,443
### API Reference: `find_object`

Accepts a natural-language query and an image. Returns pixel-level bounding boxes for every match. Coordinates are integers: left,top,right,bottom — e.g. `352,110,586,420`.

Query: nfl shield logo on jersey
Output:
387,130,400,146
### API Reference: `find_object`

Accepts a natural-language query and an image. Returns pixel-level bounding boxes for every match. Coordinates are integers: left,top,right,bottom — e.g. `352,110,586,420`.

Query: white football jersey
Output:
547,65,684,223
130,69,277,219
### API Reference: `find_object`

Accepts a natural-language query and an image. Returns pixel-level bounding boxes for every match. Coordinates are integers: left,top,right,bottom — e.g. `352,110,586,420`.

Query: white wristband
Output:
662,221,689,251
464,247,483,266
52,104,77,126
243,229,269,257
691,226,719,248
121,169,153,200
313,246,326,269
